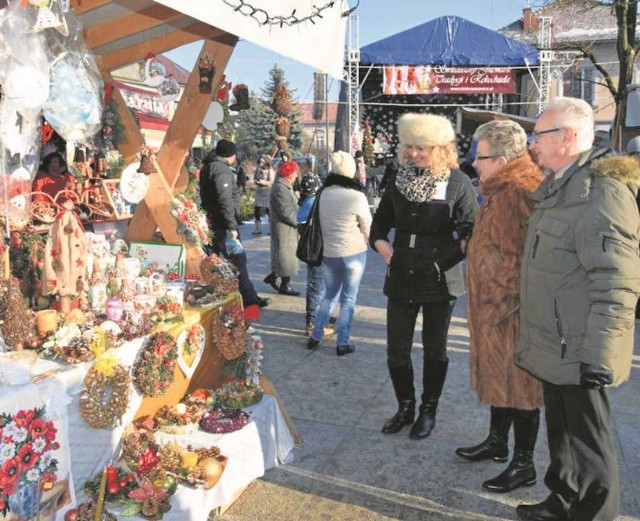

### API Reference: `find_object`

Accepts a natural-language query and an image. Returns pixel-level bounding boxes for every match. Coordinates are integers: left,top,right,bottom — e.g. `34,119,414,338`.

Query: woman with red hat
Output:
265,160,301,296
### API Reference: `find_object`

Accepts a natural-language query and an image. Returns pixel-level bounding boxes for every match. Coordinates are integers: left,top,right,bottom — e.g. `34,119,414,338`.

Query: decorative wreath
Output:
132,331,178,396
213,380,263,409
212,301,248,361
199,405,250,434
80,364,130,429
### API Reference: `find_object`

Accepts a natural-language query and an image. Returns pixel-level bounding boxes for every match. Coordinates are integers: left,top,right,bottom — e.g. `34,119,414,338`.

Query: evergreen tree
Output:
236,64,304,161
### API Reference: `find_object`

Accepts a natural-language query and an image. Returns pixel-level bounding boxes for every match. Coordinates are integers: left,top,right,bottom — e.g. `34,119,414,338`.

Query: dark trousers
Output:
386,298,456,368
542,381,619,521
210,232,259,307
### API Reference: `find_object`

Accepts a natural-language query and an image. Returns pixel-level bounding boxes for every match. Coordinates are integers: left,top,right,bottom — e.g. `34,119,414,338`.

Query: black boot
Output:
409,359,448,439
455,406,511,462
263,272,279,292
278,277,300,296
482,408,540,493
381,365,415,434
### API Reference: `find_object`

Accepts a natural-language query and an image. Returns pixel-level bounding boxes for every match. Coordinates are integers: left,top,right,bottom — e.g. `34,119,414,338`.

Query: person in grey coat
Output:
264,160,300,296
515,97,640,521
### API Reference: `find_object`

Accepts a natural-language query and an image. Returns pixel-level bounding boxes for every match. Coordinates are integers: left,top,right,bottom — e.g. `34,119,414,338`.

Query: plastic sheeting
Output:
360,15,539,67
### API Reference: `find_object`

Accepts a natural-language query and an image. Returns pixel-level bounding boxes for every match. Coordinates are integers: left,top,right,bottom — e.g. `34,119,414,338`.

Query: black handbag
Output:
296,190,323,266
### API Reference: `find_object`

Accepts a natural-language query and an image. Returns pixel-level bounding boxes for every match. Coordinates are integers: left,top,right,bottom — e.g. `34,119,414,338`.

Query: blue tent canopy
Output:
360,15,539,67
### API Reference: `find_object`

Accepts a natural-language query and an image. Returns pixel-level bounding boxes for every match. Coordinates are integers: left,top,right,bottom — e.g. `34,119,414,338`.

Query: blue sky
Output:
165,0,531,102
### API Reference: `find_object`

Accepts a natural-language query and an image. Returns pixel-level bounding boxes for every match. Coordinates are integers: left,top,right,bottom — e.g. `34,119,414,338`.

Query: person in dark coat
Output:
199,139,269,308
456,120,545,494
370,113,477,440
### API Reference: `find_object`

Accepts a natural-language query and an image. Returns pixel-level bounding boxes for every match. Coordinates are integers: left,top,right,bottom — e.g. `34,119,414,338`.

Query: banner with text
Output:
383,66,516,95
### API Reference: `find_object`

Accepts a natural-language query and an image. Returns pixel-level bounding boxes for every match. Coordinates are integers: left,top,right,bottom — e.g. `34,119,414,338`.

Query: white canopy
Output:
152,0,349,79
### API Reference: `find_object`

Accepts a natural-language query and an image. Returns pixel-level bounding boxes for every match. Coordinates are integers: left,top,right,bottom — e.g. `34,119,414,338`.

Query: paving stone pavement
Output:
218,221,640,521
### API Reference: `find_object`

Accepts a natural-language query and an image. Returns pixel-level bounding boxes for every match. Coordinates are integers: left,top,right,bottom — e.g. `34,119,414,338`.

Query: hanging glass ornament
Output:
143,54,167,87
158,76,179,101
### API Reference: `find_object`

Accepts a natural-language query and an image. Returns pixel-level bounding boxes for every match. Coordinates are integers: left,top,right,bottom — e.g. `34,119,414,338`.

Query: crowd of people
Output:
197,96,639,521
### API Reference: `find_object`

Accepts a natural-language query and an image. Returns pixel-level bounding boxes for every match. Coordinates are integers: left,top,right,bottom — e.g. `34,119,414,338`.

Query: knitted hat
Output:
300,172,322,199
277,160,299,178
330,151,356,178
215,139,237,158
257,154,272,169
397,113,455,147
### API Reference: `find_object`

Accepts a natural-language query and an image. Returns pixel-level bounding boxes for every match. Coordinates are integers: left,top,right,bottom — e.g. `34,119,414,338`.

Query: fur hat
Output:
277,160,299,179
330,151,356,178
215,139,237,158
397,113,455,147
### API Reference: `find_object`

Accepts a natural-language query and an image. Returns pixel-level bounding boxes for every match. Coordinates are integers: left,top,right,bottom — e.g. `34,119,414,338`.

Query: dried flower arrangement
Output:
213,380,263,409
199,405,250,434
212,301,248,361
132,332,178,397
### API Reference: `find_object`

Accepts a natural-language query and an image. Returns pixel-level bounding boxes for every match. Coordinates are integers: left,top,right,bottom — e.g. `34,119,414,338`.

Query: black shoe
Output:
258,297,271,308
263,273,279,292
336,344,355,356
409,411,436,439
381,400,415,434
307,337,320,350
516,496,572,521
278,285,300,296
455,434,509,462
482,450,536,493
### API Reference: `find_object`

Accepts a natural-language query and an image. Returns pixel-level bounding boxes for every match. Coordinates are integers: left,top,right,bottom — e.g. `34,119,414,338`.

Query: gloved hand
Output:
579,363,613,389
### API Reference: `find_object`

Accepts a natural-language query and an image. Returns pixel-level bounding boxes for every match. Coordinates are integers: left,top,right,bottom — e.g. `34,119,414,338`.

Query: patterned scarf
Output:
395,164,451,202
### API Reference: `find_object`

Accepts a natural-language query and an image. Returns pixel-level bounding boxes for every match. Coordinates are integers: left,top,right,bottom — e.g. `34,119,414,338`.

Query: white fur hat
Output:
397,113,455,147
330,151,356,178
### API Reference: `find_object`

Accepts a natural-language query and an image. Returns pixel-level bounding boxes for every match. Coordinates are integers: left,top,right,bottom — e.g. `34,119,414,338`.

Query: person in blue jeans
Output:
297,172,336,337
307,151,372,356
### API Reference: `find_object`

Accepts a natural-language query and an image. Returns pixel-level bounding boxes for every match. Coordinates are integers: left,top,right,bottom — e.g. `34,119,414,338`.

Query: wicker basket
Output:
29,191,59,224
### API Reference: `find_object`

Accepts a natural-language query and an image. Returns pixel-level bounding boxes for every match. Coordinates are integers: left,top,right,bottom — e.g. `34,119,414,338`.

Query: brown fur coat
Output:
466,154,545,409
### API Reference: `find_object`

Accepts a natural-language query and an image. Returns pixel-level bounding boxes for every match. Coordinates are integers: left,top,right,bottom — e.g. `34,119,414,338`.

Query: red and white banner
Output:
383,65,516,95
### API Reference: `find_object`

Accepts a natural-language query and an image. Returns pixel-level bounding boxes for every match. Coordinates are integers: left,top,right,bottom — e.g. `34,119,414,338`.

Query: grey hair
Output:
545,97,594,152
473,120,527,162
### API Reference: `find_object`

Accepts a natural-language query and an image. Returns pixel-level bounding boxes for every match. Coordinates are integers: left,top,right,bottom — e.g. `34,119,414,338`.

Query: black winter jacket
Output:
199,155,241,234
370,169,478,303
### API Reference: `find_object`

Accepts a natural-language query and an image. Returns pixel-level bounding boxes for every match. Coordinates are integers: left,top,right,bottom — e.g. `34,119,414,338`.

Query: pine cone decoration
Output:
272,85,292,115
275,116,290,137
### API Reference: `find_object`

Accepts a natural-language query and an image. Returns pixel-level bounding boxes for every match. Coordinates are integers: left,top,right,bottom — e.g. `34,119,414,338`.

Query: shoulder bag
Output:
296,189,323,266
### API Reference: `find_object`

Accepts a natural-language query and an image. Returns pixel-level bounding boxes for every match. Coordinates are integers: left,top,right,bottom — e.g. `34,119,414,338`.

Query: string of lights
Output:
222,0,339,27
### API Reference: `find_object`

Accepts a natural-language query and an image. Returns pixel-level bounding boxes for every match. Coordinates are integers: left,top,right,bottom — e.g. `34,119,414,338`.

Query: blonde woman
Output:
371,113,477,439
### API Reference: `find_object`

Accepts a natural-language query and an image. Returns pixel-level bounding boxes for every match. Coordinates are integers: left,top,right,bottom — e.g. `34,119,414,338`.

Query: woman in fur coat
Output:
456,120,545,493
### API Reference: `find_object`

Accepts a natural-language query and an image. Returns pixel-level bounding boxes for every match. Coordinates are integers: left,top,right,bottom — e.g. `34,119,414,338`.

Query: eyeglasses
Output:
474,155,499,161
532,127,563,139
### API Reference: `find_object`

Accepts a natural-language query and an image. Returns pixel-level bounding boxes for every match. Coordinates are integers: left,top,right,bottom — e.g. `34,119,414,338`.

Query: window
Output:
314,129,326,150
563,67,595,106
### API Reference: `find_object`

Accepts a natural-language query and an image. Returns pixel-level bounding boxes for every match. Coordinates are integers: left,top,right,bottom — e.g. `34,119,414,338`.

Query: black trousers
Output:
542,381,619,521
386,298,456,368
210,232,259,307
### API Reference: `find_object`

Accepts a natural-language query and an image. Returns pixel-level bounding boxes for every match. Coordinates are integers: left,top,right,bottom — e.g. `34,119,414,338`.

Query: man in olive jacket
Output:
515,97,640,521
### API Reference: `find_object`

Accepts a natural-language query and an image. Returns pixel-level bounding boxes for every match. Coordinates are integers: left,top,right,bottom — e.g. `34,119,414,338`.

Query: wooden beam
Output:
97,23,234,71
84,4,186,50
126,38,237,249
70,0,111,15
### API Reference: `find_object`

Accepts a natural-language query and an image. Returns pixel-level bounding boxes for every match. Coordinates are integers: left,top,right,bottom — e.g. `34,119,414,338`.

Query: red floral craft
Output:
0,407,60,517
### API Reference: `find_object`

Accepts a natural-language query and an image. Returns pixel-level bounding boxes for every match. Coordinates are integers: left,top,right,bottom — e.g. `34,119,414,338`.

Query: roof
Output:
298,103,338,125
360,16,539,67
500,0,636,45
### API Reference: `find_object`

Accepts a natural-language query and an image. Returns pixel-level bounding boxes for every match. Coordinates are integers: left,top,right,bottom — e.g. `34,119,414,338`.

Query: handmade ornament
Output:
80,364,130,429
212,301,248,360
43,52,103,143
213,380,263,409
137,145,157,174
272,84,292,115
199,254,238,296
170,194,211,247
199,405,250,434
0,277,36,349
157,76,179,101
175,324,205,378
201,102,224,132
132,332,178,396
122,477,172,519
245,335,264,386
197,53,215,94
142,53,167,87
84,467,137,503
153,402,202,435
229,83,250,111
275,116,290,137
42,208,86,314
